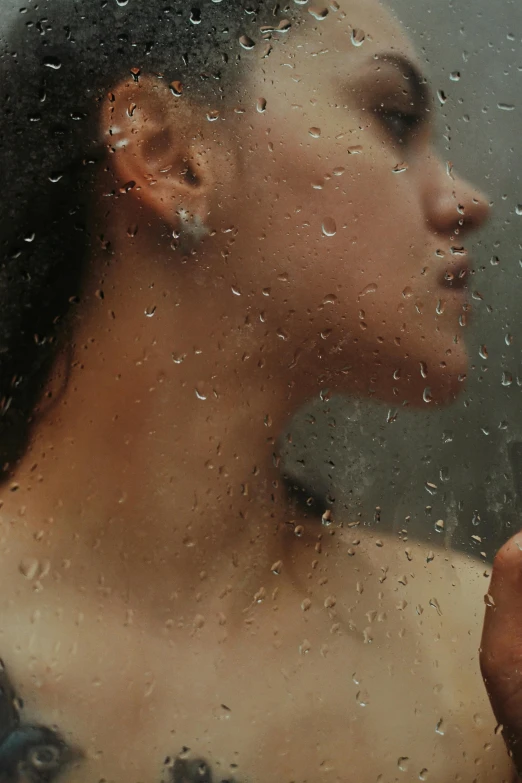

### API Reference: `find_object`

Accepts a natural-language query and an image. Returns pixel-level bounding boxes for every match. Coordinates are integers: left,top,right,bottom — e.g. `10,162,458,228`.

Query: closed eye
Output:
368,53,432,147
374,107,422,145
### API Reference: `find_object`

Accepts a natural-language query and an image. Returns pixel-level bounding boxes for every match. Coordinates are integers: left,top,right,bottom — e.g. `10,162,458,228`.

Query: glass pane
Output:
0,0,519,781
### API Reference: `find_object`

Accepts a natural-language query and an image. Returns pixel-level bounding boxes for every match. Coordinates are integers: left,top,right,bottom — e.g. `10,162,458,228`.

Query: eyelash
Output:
375,108,422,145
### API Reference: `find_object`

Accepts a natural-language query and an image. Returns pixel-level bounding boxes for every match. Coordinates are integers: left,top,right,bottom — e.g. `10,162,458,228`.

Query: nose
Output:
423,158,491,238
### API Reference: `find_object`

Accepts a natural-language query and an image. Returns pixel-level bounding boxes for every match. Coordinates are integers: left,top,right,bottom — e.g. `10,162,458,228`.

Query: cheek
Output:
239,115,441,340
256,152,428,326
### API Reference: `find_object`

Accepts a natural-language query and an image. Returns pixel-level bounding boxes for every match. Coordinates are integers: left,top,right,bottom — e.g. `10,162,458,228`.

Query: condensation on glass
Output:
0,0,519,781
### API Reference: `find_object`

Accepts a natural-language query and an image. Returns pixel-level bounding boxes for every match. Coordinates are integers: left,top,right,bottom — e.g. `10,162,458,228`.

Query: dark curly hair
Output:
0,0,302,481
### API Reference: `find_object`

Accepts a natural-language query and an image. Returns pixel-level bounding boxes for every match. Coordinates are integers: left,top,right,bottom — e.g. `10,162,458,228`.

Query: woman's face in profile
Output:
208,0,490,405
62,0,491,464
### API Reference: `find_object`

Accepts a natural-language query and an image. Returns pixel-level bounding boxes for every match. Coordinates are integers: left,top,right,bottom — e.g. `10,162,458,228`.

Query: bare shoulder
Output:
353,529,491,627
256,526,515,782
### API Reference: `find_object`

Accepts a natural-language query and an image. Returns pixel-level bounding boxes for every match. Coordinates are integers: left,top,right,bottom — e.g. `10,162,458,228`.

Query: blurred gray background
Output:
1,0,520,561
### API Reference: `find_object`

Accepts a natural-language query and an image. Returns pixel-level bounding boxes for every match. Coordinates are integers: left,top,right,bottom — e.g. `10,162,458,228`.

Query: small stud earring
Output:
177,208,209,252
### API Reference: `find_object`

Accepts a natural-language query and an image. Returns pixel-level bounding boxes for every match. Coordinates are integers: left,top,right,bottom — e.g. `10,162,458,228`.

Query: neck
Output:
1,325,303,629
0,224,415,630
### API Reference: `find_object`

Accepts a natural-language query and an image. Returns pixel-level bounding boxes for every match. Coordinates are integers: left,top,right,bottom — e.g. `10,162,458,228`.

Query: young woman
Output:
0,0,514,781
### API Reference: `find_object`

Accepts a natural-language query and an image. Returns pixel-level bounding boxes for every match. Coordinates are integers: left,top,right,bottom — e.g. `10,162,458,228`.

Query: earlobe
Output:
100,75,214,235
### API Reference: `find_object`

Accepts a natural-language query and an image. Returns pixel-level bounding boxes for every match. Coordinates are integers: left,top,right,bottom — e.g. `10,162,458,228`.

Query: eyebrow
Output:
372,52,431,112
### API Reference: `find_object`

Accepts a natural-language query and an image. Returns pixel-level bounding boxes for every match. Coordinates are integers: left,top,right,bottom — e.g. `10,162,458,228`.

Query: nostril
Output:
462,194,491,230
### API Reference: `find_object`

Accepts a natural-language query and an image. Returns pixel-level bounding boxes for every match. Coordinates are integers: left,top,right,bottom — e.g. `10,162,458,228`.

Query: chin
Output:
295,330,469,408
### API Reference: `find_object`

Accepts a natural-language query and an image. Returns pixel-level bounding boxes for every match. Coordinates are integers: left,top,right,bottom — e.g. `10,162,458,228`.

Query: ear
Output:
100,74,219,233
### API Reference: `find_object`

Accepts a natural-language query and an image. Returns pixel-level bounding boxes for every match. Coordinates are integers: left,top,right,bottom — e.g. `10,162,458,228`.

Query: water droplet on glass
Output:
498,102,515,111
321,509,332,526
322,293,337,305
516,204,522,216
277,18,292,32
116,0,130,5
19,558,39,580
145,305,156,317
254,587,266,603
271,560,282,575
309,127,321,138
358,283,377,298
398,757,410,772
347,145,363,154
256,97,267,113
429,598,442,616
239,34,255,50
206,109,220,122
423,387,432,403
393,162,408,173
449,71,460,81
502,371,513,387
437,89,447,105
435,718,445,735
356,690,369,706
351,28,365,46
301,597,312,611
299,639,311,654
190,7,202,24
419,768,429,780
333,166,345,176
172,352,186,364
434,519,445,533
322,217,337,237
479,345,488,359
308,6,329,20
170,80,183,97
43,56,61,70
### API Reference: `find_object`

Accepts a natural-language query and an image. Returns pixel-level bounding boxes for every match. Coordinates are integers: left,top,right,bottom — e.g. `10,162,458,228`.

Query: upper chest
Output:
0,536,513,783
